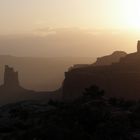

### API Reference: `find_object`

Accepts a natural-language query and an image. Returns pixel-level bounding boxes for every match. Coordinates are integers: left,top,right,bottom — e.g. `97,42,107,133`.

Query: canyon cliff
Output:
63,41,140,100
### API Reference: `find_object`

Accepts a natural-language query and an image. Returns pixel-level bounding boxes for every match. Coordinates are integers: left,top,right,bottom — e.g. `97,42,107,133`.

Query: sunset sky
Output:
0,0,140,57
1,0,140,34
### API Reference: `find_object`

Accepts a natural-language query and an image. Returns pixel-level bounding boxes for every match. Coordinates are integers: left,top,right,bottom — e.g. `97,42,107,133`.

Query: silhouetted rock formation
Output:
0,65,61,105
137,40,140,52
68,51,126,72
0,65,27,93
94,51,127,66
0,56,94,91
62,41,140,100
68,64,90,71
4,65,20,87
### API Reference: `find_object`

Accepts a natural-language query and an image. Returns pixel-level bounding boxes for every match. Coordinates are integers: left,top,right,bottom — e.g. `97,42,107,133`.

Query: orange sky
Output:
0,0,140,34
0,0,140,57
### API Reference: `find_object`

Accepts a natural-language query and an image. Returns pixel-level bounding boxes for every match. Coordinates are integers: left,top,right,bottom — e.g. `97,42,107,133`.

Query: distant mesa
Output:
0,65,34,104
137,40,140,53
0,65,61,105
68,51,127,71
2,40,140,104
62,40,140,100
94,51,127,66
0,65,26,92
4,65,20,88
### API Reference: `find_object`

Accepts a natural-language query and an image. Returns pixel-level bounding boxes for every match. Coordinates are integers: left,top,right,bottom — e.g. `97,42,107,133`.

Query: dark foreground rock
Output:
0,86,140,140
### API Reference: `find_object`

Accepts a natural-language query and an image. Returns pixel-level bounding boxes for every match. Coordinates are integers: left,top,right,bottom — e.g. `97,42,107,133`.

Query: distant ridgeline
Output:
2,41,140,104
63,41,140,100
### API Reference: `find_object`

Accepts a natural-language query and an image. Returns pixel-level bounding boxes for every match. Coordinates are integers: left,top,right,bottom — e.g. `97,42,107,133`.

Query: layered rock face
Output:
63,41,140,101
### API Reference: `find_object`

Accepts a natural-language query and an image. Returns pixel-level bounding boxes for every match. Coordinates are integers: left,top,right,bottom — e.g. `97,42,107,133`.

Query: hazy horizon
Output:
0,0,140,58
0,29,139,58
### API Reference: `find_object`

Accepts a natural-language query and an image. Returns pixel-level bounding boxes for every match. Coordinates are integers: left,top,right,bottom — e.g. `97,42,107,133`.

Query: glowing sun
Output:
122,0,140,29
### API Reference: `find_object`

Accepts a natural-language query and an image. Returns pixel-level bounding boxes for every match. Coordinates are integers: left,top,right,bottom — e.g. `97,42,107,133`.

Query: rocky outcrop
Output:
0,56,94,91
4,65,20,87
62,41,140,101
0,65,27,92
94,51,127,66
68,51,127,71
0,65,61,105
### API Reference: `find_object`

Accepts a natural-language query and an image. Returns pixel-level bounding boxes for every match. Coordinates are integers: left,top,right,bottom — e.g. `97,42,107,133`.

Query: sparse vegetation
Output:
0,86,140,139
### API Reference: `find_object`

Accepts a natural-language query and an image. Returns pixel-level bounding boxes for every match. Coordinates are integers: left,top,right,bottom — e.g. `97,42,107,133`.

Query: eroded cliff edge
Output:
63,41,140,101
